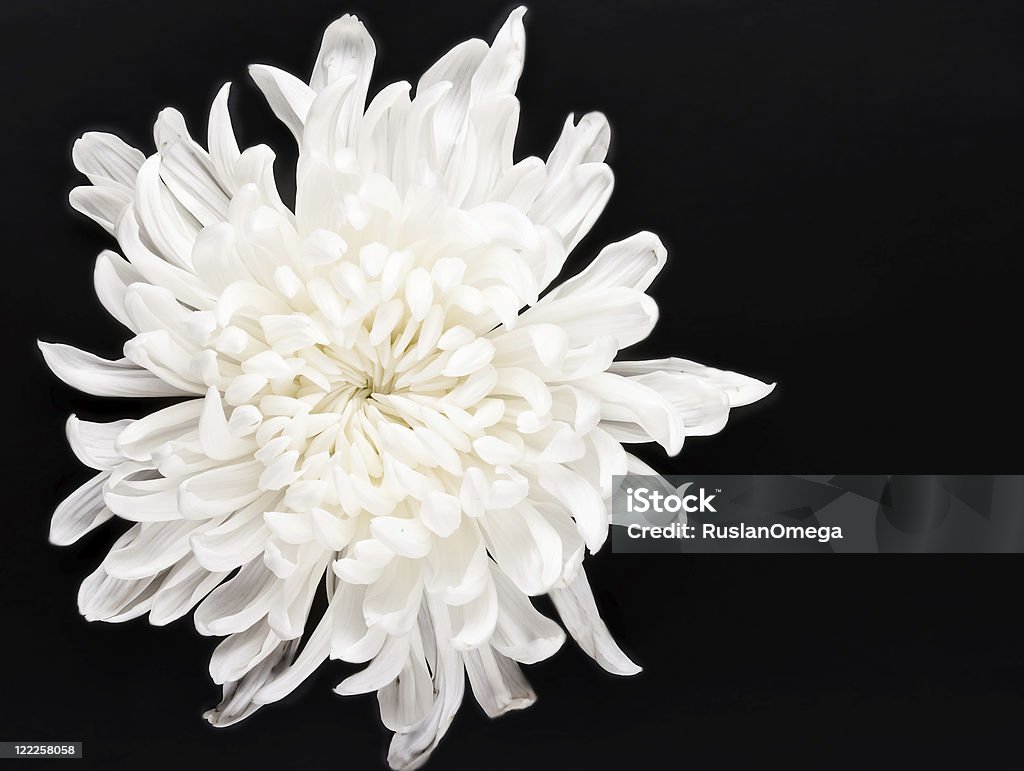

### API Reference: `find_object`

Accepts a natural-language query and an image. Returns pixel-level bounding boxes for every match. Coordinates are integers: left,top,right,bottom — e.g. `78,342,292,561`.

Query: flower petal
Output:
464,645,535,718
93,250,143,330
335,633,411,695
199,387,256,460
518,288,658,352
38,341,192,398
253,608,333,703
204,638,299,727
449,567,498,650
208,83,241,190
309,14,376,147
579,371,684,455
72,131,145,189
249,65,316,142
150,556,228,626
418,39,488,172
153,107,231,227
103,518,209,580
68,185,131,235
386,596,464,771
545,231,667,301
608,357,776,407
191,494,277,572
50,472,115,546
479,502,562,596
630,370,732,437
470,7,527,102
194,558,279,636
529,161,613,252
378,630,434,731
209,619,281,685
66,416,132,471
490,568,565,663
78,546,162,623
178,459,264,518
133,154,200,271
549,568,641,676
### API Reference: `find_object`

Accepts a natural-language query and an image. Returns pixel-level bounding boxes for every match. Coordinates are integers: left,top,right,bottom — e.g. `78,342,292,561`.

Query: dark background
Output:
2,0,1023,768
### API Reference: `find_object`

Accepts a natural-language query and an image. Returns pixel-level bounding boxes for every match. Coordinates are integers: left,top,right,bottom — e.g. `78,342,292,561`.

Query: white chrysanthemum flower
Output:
40,8,772,768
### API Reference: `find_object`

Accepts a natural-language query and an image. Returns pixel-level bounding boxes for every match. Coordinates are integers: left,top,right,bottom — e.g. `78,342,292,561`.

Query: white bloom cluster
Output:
40,8,772,767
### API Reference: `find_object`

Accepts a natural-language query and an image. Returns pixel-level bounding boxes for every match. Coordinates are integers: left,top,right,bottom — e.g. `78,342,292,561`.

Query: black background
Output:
2,0,1023,768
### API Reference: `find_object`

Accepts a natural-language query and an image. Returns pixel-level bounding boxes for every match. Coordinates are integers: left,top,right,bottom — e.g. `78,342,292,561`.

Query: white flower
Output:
40,8,772,768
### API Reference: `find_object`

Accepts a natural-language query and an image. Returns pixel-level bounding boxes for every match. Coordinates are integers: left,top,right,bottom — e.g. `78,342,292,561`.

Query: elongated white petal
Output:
191,494,276,572
581,371,684,455
544,112,611,181
309,14,376,150
530,161,613,251
311,14,375,91
608,357,776,407
179,460,263,518
631,370,731,436
103,519,208,580
449,566,498,649
519,288,658,352
133,155,200,271
336,633,411,695
464,645,535,718
205,638,299,727
210,619,280,685
72,131,145,189
208,83,241,189
386,596,465,770
116,208,214,309
154,107,230,227
103,477,183,523
50,472,115,546
490,568,565,663
39,342,192,397
267,548,329,639
418,39,488,173
364,558,424,635
254,607,333,703
94,250,143,330
150,557,228,626
378,631,434,731
249,65,316,142
550,569,641,676
536,463,609,552
66,416,132,470
480,503,562,596
470,7,527,102
199,387,255,460
194,559,278,636
115,399,203,461
78,559,161,623
69,185,131,235
545,231,667,301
